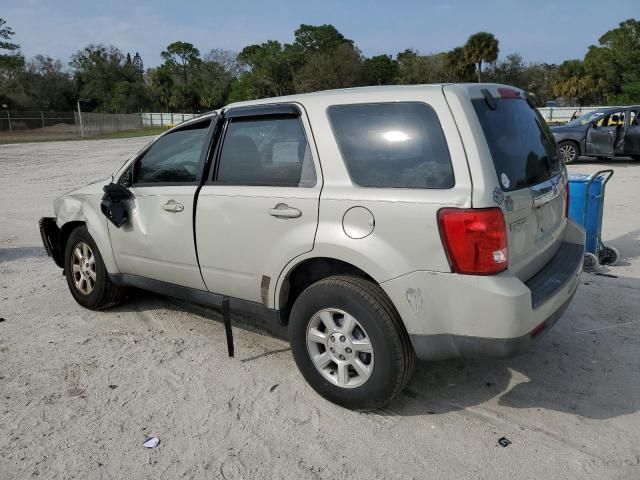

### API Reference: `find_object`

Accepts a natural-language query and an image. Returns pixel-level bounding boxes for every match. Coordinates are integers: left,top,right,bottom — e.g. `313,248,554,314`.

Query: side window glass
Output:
629,110,638,127
605,112,624,126
135,120,210,184
328,102,454,189
216,116,316,187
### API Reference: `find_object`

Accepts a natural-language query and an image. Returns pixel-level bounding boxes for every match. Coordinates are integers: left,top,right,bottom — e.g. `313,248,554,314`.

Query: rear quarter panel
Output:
273,87,472,308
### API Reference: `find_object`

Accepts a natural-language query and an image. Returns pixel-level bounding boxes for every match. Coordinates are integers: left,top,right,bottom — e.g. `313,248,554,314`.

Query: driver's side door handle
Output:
161,200,184,213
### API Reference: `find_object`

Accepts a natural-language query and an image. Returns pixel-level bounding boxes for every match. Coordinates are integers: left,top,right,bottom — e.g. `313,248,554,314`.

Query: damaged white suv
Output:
40,84,585,410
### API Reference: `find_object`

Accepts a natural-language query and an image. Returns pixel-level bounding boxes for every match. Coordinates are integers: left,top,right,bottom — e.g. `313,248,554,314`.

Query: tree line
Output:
0,18,638,113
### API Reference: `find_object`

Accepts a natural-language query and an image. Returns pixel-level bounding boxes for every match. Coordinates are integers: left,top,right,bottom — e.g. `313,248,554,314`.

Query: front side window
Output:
135,120,211,184
327,102,454,189
216,116,316,187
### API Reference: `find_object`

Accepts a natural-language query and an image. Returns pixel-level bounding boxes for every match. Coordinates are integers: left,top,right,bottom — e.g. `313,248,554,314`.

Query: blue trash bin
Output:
567,169,618,269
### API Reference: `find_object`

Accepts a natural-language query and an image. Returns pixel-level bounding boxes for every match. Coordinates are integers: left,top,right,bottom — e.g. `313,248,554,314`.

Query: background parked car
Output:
551,106,640,163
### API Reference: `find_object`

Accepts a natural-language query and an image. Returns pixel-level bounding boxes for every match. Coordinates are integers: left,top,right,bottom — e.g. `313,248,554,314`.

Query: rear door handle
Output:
161,200,184,213
268,203,301,218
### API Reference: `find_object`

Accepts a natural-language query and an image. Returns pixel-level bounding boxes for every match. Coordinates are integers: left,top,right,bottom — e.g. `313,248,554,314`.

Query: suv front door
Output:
585,111,623,156
109,118,214,290
195,104,321,304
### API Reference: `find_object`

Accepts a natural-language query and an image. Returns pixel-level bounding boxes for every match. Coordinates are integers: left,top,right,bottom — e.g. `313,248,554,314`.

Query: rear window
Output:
328,102,454,189
473,97,562,192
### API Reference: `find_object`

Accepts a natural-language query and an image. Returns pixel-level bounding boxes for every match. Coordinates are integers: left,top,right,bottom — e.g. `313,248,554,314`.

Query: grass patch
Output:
0,126,168,145
92,126,168,139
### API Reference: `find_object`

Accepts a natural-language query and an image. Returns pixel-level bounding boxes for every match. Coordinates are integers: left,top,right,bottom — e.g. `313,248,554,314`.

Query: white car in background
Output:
40,84,585,410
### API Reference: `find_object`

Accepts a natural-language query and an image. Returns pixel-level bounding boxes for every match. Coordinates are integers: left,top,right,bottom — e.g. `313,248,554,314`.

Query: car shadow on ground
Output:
574,155,638,165
391,271,640,420
599,228,640,269
106,245,639,422
0,246,47,263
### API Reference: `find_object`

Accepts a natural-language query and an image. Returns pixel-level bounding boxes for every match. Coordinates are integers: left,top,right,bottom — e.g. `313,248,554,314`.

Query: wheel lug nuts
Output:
340,336,346,342
330,335,335,342
339,354,345,360
345,347,352,354
330,347,335,353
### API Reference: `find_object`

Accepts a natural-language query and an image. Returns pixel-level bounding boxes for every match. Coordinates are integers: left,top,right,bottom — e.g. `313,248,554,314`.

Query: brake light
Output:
437,208,508,275
497,88,520,99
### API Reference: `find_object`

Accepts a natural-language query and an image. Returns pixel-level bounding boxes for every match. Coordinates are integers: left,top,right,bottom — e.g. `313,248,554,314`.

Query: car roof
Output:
224,84,453,110
592,106,640,114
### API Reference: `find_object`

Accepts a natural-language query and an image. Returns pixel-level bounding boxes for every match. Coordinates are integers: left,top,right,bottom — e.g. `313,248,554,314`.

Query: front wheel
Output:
289,275,415,410
64,226,126,310
559,141,579,164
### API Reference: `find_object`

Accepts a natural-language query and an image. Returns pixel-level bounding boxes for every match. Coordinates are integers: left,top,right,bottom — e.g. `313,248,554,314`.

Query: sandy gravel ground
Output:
1,138,639,479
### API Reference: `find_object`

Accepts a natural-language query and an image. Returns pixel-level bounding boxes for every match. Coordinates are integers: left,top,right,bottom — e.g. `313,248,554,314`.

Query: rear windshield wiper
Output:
481,89,497,110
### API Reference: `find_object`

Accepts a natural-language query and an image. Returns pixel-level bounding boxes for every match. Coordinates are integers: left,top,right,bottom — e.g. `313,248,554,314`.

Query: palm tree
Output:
463,32,499,83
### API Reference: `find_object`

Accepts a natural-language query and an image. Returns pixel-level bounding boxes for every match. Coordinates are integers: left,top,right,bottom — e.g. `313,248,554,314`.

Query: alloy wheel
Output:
306,308,374,389
560,144,577,163
71,241,96,295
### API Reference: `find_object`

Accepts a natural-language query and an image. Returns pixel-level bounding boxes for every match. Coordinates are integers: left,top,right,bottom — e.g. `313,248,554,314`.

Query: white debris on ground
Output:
0,138,639,479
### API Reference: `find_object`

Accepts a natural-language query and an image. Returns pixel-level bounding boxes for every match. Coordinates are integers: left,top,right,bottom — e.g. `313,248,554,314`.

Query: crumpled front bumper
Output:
39,217,63,268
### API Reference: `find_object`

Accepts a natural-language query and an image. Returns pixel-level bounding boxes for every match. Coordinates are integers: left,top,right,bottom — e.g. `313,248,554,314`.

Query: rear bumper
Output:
381,219,585,360
409,289,576,359
39,217,63,268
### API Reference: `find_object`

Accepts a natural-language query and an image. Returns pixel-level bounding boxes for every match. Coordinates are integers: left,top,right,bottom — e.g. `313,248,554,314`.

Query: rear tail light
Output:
437,208,508,275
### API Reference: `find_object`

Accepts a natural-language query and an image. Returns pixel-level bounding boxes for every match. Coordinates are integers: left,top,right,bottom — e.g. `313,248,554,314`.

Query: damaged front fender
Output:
52,179,120,274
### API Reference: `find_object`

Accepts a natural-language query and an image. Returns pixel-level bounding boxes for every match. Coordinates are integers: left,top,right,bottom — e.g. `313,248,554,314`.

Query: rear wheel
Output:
289,275,415,410
559,141,579,164
64,226,126,310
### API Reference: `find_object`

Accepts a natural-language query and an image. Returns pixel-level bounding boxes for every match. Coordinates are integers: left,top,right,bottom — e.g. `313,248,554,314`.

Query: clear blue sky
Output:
5,0,639,67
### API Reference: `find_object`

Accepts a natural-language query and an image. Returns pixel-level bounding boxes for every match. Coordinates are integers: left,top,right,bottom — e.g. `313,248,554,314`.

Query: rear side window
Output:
472,98,562,191
216,116,316,187
328,102,454,189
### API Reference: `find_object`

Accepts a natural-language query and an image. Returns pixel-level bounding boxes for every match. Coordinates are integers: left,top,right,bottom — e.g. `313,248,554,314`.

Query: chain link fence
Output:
0,111,143,141
0,111,78,141
141,112,201,126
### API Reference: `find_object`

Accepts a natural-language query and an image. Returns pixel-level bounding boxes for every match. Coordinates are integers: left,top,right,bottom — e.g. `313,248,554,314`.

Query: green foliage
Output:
161,41,201,83
396,49,450,84
3,18,640,112
294,43,362,92
464,32,499,82
360,55,399,86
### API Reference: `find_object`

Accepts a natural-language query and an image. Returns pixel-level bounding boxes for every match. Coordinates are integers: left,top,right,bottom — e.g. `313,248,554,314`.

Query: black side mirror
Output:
101,182,132,228
590,121,598,129
118,168,133,188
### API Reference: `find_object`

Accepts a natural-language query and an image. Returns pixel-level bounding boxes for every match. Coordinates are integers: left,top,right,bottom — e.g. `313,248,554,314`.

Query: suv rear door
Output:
445,85,567,281
624,108,640,156
195,104,321,305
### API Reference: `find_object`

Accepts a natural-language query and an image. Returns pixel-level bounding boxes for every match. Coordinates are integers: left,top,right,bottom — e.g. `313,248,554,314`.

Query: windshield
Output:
473,97,563,192
566,110,605,127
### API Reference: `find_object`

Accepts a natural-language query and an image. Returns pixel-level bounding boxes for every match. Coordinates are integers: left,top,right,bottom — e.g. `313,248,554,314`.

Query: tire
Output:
289,275,415,410
583,252,599,273
599,245,620,266
559,141,579,164
64,226,126,310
